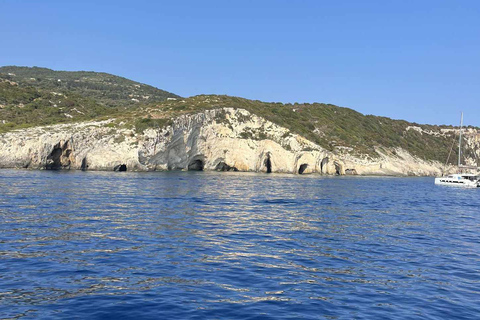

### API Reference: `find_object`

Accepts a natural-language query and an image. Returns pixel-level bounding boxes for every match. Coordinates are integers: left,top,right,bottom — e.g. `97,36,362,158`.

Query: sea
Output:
1,169,479,320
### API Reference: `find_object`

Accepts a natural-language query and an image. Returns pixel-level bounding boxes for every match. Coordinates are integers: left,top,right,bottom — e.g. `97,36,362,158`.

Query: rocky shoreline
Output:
0,108,472,176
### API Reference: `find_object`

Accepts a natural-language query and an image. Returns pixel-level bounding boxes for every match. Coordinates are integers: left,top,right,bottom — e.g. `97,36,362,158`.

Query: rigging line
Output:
458,112,464,167
445,130,457,168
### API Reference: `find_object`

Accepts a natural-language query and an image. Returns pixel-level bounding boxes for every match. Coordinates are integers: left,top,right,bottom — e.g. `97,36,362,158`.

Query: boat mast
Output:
458,112,463,167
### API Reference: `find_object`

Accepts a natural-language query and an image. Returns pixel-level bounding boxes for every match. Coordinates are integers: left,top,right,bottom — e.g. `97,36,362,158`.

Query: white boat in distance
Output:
434,112,480,188
435,173,480,188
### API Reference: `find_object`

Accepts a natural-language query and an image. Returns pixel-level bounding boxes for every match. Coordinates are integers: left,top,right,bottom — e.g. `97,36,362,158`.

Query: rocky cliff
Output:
1,107,478,176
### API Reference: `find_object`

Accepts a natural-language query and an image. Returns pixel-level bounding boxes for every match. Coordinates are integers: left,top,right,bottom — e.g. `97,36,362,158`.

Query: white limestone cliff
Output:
0,108,478,176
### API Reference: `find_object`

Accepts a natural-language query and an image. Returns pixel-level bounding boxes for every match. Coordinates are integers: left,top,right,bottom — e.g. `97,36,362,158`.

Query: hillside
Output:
1,66,478,167
0,79,116,132
130,95,471,164
0,66,180,107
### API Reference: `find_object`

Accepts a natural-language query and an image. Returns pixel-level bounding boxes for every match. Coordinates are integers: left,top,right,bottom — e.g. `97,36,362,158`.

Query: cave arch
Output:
188,159,204,171
81,157,88,171
320,157,329,174
114,164,127,172
298,163,308,174
264,154,272,173
46,141,73,170
46,146,63,170
334,162,342,175
345,169,357,175
215,161,237,171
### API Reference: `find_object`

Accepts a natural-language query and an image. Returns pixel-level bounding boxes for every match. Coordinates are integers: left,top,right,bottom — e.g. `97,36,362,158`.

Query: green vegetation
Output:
0,66,179,107
140,95,463,163
0,66,471,164
0,80,115,132
134,117,172,134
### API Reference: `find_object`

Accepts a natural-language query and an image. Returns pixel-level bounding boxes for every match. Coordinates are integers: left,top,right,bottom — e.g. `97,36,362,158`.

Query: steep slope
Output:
132,95,479,165
2,106,479,176
1,67,479,174
0,66,180,107
0,108,460,176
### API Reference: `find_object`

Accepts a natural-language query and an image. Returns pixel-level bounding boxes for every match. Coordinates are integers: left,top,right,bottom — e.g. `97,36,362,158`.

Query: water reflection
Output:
1,170,480,319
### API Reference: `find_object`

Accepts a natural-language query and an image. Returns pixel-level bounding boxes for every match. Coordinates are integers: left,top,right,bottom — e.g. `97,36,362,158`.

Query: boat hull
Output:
435,177,479,188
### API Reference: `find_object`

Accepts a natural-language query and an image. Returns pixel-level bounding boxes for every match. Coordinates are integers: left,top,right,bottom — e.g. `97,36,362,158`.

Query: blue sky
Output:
1,0,479,126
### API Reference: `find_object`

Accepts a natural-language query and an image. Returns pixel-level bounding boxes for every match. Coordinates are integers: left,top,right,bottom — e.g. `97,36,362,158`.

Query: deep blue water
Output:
1,169,480,320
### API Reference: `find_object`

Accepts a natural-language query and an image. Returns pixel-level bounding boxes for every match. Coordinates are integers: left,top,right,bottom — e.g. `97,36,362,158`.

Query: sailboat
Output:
434,112,480,188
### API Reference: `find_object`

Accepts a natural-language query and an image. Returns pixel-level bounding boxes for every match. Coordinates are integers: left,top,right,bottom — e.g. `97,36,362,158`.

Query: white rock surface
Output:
0,108,478,176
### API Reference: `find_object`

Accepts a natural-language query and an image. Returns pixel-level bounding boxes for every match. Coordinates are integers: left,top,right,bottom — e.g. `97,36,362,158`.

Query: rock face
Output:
0,108,478,176
46,140,75,170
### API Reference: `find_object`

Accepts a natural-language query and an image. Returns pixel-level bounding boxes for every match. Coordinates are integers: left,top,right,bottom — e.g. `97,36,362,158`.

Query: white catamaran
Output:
434,112,480,188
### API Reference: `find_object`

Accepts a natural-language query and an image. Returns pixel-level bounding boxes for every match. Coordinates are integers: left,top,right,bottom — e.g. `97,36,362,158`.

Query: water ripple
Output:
1,170,480,319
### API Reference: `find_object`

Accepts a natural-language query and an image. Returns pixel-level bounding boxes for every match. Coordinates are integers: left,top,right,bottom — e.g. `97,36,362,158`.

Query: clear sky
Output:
1,0,479,126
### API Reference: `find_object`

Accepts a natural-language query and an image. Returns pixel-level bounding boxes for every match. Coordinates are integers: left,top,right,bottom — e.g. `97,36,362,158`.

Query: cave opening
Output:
298,164,308,174
215,162,238,171
335,163,341,175
46,141,72,170
320,157,328,173
114,164,127,172
81,157,88,171
188,159,204,171
345,169,357,175
46,147,63,170
264,155,272,173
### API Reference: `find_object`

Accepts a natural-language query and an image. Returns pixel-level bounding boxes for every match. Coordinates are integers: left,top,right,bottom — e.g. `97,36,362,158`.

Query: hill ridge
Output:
1,66,479,165
0,65,180,108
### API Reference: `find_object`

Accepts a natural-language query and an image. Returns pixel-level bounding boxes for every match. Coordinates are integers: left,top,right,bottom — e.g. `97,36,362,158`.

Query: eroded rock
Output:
0,108,475,176
46,140,74,170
